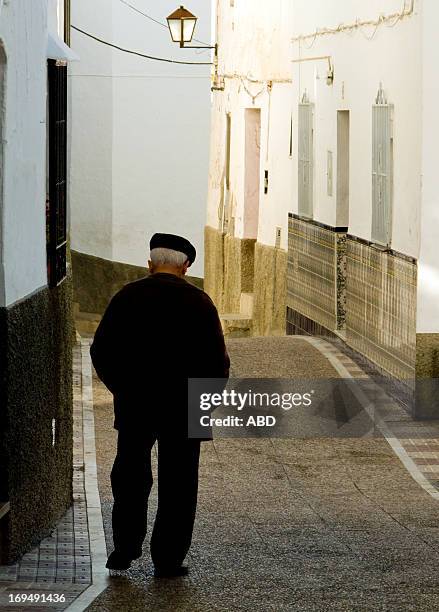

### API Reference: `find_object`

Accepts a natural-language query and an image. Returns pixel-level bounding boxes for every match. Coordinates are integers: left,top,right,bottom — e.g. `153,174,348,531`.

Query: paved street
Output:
87,337,439,611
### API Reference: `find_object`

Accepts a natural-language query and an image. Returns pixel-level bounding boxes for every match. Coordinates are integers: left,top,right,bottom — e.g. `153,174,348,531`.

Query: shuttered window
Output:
47,60,68,287
298,98,314,218
372,87,393,246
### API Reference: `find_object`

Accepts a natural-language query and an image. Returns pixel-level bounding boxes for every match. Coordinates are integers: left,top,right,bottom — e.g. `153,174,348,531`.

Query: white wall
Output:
290,0,422,258
417,0,439,333
47,0,63,36
70,0,211,277
0,0,49,307
69,0,114,260
207,0,293,250
208,0,439,333
208,0,424,259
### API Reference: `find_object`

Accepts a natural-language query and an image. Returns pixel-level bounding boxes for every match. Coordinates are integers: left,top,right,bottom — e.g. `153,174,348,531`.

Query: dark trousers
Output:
110,428,201,568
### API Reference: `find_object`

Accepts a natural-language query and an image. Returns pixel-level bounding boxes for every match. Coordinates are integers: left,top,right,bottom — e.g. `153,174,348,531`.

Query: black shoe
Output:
106,550,141,571
153,565,189,578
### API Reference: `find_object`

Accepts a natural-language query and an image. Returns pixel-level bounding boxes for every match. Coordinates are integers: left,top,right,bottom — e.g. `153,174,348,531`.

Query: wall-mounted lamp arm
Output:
181,44,215,49
291,55,333,71
180,43,218,54
291,55,334,85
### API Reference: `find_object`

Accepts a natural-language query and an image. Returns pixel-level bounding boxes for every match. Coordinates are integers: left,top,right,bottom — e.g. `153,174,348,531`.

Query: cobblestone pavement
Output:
86,337,439,612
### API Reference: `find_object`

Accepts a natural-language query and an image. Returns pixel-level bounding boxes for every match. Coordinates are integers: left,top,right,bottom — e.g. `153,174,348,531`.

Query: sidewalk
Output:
0,342,99,611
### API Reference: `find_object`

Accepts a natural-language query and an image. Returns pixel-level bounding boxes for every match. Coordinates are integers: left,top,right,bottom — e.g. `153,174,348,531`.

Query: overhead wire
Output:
118,0,168,30
71,25,213,66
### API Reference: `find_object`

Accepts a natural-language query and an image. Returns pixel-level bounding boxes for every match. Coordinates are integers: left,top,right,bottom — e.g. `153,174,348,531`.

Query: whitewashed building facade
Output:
205,0,439,408
69,0,212,315
0,0,76,563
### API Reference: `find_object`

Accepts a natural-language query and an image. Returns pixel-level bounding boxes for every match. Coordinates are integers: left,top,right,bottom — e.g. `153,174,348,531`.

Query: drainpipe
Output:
64,0,71,45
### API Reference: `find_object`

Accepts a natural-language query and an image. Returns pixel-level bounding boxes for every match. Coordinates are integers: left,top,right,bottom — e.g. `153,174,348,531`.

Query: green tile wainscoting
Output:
346,238,416,382
287,214,417,385
287,215,347,335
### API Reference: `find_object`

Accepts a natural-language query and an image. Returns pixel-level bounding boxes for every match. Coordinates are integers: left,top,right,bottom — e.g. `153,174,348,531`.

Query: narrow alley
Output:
2,335,439,611
84,339,439,610
2,1,439,611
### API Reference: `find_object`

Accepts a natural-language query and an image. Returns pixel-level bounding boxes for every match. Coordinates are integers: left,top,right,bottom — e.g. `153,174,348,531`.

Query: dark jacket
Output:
90,273,230,432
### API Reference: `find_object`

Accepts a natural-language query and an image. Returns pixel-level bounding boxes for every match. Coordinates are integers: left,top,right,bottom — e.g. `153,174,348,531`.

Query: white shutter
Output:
298,97,314,218
327,150,333,197
372,87,393,246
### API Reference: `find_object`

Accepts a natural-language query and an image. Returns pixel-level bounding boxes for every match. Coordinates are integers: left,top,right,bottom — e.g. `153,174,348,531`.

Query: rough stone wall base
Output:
204,226,224,311
0,277,74,563
252,243,287,337
415,334,439,419
223,234,244,314
204,225,286,337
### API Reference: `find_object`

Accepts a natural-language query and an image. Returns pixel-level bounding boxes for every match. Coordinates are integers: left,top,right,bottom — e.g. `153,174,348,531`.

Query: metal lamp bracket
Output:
292,55,334,86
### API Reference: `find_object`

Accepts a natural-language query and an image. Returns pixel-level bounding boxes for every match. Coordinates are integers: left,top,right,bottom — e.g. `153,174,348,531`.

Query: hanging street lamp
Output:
167,5,217,55
166,5,223,90
167,5,198,47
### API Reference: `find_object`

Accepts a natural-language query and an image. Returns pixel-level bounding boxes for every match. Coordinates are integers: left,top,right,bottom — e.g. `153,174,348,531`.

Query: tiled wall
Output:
346,238,417,380
287,215,417,382
287,215,344,334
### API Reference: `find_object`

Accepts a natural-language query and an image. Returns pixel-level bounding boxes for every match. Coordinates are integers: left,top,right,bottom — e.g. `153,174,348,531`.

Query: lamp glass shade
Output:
167,6,197,44
182,17,197,42
167,18,183,43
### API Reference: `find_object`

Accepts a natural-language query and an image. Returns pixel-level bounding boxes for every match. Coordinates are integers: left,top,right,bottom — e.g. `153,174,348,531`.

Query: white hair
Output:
150,247,188,267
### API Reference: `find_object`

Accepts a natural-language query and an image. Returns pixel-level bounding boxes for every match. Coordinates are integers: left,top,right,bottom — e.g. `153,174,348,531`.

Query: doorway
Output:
336,110,350,227
244,109,261,239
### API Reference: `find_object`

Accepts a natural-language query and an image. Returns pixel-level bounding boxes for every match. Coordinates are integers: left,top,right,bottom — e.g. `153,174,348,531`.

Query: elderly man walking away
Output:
90,233,230,577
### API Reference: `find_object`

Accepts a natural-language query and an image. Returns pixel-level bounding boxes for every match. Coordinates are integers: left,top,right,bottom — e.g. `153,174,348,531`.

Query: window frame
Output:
371,91,394,247
298,98,314,219
46,59,68,288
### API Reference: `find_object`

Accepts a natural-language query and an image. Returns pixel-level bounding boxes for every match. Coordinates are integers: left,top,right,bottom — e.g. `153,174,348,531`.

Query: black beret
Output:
150,233,196,266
